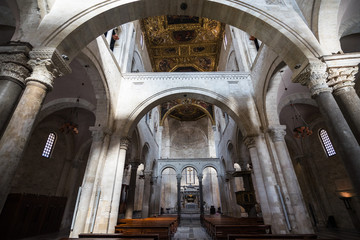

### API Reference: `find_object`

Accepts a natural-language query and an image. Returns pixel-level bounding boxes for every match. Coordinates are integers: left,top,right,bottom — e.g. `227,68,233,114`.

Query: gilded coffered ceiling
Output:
141,15,225,72
160,98,215,125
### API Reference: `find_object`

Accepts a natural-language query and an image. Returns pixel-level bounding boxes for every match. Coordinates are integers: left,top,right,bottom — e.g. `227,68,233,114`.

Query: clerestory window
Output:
42,132,56,158
319,129,336,157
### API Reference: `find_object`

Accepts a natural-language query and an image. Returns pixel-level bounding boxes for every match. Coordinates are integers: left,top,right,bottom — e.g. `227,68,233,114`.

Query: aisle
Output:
172,214,211,240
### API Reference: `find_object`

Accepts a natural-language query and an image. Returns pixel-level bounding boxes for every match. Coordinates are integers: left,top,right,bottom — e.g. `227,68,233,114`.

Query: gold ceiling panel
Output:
141,15,224,72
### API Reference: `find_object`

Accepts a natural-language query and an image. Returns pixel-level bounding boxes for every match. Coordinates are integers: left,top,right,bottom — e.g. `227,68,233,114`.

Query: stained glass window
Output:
42,132,56,158
319,129,336,157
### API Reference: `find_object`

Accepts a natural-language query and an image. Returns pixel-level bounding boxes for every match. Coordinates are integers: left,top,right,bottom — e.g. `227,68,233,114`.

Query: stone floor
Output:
172,213,211,240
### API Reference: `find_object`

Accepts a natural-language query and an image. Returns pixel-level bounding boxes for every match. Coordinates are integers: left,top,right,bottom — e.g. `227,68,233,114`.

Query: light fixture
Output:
290,102,313,139
59,99,80,135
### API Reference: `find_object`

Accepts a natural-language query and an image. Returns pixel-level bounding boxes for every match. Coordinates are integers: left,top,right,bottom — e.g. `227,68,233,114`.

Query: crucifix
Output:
187,168,193,184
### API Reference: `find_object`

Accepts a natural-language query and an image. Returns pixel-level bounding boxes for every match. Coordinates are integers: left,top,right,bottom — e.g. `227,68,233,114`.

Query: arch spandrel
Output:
113,73,261,139
30,0,324,70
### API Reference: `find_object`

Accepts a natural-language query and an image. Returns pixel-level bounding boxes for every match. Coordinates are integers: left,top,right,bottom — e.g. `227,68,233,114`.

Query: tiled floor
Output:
172,213,211,240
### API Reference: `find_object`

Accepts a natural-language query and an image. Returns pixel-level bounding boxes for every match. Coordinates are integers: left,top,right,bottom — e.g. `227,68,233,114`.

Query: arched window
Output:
319,129,336,157
42,132,57,158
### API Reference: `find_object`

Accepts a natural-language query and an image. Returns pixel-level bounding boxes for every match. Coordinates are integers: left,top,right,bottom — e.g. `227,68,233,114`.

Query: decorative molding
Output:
293,62,332,96
265,0,285,5
122,72,250,82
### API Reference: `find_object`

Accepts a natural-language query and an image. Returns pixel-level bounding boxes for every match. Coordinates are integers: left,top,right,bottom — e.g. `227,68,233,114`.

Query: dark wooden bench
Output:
78,233,159,239
63,238,155,240
227,234,318,240
114,216,178,240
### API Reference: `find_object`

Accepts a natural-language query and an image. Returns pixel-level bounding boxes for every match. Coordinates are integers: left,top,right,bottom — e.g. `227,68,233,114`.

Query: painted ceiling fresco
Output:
141,15,225,72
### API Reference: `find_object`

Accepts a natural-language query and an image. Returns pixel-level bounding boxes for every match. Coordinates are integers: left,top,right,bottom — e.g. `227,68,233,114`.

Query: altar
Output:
181,185,200,213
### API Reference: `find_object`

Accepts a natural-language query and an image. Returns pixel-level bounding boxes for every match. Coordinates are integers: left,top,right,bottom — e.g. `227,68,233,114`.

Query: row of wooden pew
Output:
114,216,178,240
202,215,339,240
62,215,177,240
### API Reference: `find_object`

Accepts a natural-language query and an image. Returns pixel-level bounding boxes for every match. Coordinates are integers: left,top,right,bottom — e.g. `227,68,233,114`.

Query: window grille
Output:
42,132,56,158
319,129,336,157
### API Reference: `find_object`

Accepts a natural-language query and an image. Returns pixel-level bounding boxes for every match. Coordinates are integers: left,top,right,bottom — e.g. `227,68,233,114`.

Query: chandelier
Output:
59,100,80,135
290,103,313,139
59,122,79,134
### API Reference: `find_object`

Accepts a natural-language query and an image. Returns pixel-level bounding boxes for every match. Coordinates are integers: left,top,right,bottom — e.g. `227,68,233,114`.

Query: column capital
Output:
268,125,287,142
120,137,131,150
197,173,203,180
176,174,182,181
293,62,332,96
0,43,32,86
130,161,141,170
327,66,358,95
25,48,71,90
243,136,256,149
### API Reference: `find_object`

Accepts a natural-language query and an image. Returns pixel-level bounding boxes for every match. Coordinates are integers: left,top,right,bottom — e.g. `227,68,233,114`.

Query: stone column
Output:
108,138,130,231
149,175,160,216
327,66,360,143
198,173,204,216
176,174,182,220
141,170,152,218
70,128,108,237
295,63,360,196
269,125,313,233
0,43,31,137
125,161,140,219
243,137,271,227
0,48,70,212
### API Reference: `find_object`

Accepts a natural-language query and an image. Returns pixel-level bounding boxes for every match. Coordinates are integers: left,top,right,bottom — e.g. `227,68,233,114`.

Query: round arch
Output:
122,87,258,138
31,0,324,70
180,165,200,176
160,165,178,175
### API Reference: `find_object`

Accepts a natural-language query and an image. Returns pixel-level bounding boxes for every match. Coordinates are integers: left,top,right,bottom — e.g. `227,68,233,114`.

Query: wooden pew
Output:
115,216,178,240
227,234,318,240
202,215,269,239
78,233,159,239
64,238,155,240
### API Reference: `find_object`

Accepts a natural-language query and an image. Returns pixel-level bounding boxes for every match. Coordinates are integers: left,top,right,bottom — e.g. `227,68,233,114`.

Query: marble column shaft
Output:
269,125,313,234
176,174,181,218
295,63,360,196
327,66,360,143
70,129,108,237
125,162,140,219
0,43,31,137
0,51,68,212
108,138,130,232
198,173,204,216
141,171,152,218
